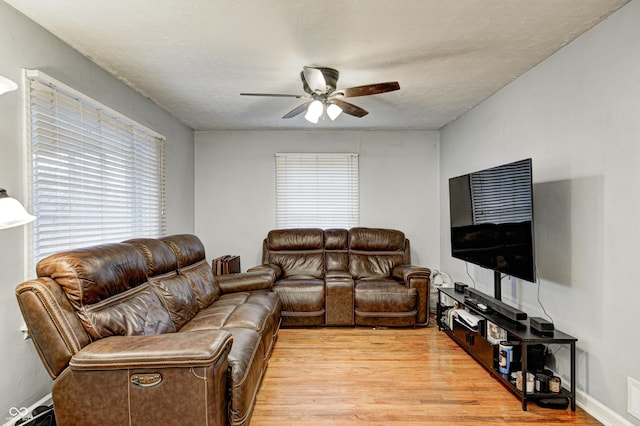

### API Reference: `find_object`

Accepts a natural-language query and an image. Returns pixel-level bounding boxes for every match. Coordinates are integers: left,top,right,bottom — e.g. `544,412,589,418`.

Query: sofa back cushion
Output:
161,234,208,268
79,283,176,339
37,243,148,309
36,243,175,339
125,237,201,326
179,260,219,309
161,234,221,307
149,272,199,328
124,237,178,276
324,229,348,271
266,229,325,278
348,228,407,279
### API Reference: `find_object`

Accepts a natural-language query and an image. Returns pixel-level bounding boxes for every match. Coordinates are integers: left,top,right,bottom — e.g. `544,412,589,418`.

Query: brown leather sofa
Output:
15,234,280,426
250,227,431,327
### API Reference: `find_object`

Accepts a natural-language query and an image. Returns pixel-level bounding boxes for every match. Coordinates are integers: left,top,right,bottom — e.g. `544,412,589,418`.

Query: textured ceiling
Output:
4,0,629,131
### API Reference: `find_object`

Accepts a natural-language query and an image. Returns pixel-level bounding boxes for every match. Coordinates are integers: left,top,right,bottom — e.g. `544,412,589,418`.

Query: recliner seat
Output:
252,227,431,327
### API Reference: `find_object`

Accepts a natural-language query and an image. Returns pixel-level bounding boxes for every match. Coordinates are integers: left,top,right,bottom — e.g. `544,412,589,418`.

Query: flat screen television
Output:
449,158,536,300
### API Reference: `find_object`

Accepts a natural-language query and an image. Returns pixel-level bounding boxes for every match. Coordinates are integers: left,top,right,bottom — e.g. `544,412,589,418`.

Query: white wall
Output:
194,130,440,271
440,2,640,424
0,2,195,420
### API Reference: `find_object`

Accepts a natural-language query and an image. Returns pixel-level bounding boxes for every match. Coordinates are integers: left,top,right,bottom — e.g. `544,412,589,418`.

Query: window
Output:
25,70,165,269
275,153,359,229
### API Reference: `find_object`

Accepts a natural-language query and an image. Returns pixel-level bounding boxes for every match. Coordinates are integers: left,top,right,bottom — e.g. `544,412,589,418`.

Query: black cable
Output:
465,262,477,288
535,264,554,324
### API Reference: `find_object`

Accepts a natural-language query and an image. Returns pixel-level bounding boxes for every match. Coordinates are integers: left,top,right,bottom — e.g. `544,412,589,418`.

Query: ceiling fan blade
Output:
302,66,327,94
336,82,400,98
240,93,308,98
283,101,313,119
332,99,368,118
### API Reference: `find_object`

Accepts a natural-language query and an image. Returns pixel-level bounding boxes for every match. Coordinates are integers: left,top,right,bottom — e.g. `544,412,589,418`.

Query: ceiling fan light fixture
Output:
241,66,399,122
304,100,323,123
326,103,342,121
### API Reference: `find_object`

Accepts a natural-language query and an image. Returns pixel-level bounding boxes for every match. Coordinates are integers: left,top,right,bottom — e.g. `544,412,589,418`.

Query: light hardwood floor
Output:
251,325,601,425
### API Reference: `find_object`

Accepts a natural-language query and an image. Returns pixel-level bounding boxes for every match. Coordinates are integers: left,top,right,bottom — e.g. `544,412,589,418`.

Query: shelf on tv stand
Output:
436,287,577,411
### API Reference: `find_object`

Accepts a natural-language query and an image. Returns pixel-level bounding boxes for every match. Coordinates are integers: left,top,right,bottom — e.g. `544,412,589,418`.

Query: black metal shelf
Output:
437,287,577,411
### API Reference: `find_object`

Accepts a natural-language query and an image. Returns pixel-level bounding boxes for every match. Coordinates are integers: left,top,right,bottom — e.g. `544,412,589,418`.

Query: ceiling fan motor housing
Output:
301,66,339,95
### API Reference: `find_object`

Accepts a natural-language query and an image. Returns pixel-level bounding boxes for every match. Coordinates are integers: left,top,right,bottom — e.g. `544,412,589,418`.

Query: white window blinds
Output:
25,70,166,268
275,153,359,229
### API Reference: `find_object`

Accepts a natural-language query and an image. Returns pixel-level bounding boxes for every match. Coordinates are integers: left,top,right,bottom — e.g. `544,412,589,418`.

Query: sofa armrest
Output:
393,265,432,324
216,271,275,294
392,264,431,283
69,329,233,371
58,330,232,426
247,264,282,280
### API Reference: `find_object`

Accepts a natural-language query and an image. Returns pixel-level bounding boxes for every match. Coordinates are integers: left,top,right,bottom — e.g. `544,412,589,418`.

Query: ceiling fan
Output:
240,66,400,123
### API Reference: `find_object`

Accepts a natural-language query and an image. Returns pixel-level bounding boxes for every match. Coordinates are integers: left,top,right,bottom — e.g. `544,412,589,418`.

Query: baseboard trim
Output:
578,390,633,426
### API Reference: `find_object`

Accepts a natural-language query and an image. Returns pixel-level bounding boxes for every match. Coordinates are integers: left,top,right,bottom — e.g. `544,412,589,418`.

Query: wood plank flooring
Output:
251,325,601,425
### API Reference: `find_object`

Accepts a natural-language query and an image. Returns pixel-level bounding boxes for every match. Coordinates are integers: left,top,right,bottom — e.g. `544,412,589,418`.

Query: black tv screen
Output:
449,158,536,283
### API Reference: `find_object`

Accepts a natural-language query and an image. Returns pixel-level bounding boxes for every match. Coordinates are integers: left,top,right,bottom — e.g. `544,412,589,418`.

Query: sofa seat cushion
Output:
180,302,280,368
217,291,281,360
218,290,282,327
272,278,325,313
354,279,417,313
180,303,272,335
179,301,276,362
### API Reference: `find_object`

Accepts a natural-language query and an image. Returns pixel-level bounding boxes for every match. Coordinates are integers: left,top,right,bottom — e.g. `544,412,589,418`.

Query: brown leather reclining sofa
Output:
15,234,280,426
16,227,430,425
251,227,431,327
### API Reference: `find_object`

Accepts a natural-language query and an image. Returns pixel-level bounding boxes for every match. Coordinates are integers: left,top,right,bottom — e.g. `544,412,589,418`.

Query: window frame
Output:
275,152,359,229
23,69,166,274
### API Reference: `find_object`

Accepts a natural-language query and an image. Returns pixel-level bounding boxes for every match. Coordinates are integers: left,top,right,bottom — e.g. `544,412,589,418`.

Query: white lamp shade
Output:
304,100,324,123
0,195,36,230
327,103,343,121
0,74,18,95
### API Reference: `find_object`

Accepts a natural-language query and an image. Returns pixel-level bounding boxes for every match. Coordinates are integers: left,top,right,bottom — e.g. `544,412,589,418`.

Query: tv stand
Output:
436,287,577,411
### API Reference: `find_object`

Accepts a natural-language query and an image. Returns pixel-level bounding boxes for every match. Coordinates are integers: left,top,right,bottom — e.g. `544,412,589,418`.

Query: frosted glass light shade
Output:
327,103,343,121
0,75,18,95
304,100,323,123
0,189,36,230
